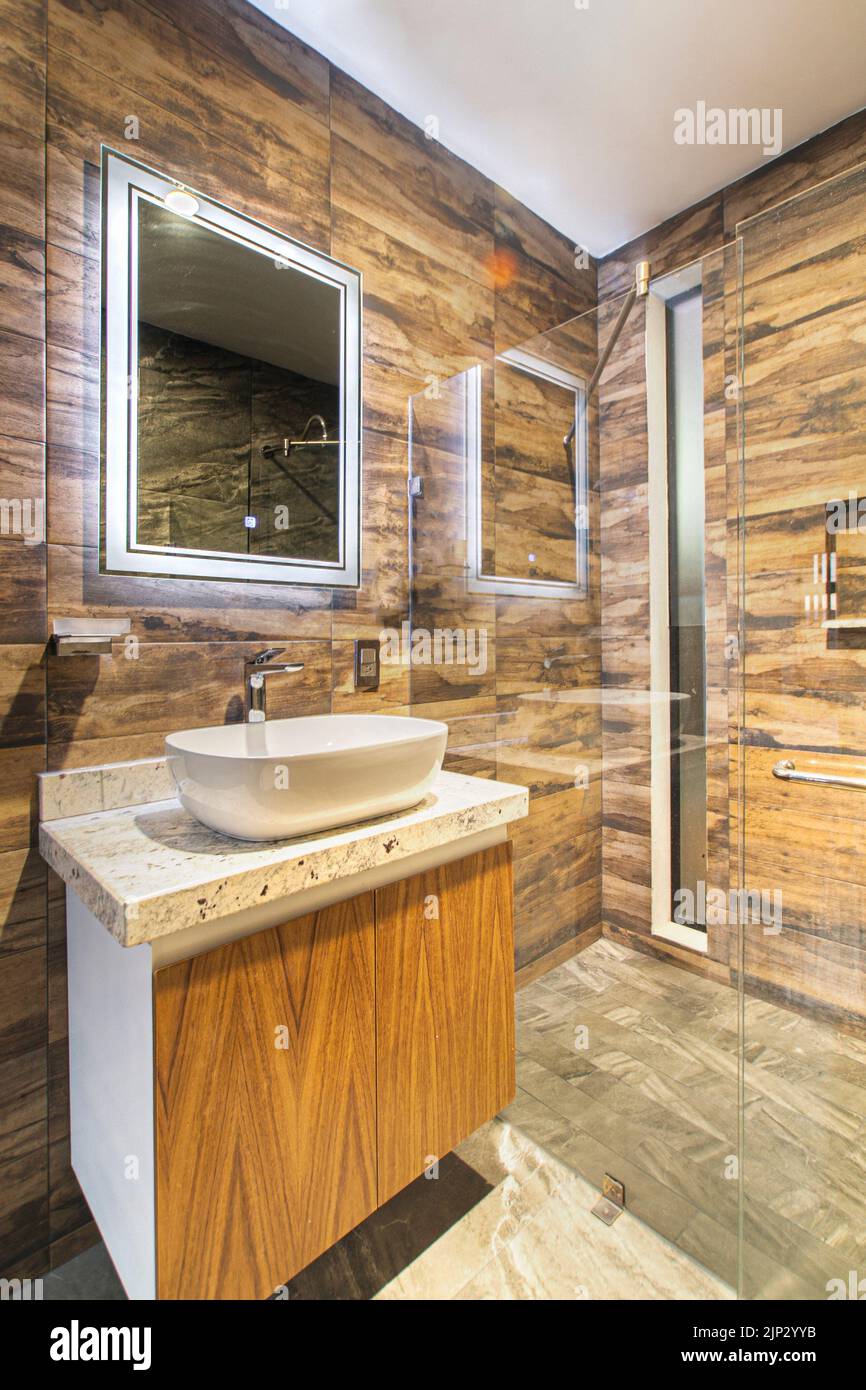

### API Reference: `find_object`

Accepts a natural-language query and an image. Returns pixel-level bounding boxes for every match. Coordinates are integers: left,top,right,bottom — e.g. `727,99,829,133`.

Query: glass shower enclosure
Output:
406,155,866,1300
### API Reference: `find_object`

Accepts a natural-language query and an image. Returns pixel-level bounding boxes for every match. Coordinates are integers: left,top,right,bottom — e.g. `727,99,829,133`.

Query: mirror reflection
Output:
136,200,342,562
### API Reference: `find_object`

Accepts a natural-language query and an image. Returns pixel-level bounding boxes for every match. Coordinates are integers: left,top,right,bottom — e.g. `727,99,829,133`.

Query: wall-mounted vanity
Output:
39,751,527,1300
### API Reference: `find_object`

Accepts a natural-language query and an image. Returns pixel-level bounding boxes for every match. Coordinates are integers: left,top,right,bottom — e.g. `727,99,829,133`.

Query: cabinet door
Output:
375,843,515,1204
153,894,377,1300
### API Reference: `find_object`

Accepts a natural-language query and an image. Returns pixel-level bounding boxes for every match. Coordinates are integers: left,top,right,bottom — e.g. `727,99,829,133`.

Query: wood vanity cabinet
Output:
152,843,514,1299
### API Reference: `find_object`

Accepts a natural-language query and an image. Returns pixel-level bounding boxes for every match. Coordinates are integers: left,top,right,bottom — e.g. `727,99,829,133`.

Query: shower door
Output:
737,161,866,1299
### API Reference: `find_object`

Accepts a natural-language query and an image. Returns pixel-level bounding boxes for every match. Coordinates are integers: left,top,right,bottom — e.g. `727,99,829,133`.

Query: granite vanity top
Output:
39,762,528,948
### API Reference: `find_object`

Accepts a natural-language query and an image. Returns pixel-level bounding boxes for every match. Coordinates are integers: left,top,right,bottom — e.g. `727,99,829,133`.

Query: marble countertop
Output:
40,769,528,947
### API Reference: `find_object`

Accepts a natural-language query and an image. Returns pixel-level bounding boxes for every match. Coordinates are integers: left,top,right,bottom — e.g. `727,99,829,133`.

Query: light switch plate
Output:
354,638,380,691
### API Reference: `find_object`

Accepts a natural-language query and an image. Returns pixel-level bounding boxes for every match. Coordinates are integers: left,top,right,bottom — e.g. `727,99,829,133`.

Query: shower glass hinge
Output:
408,476,424,498
591,1174,625,1226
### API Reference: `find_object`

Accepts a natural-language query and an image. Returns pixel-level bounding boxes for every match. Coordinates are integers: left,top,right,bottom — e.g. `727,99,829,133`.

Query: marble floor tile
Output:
379,1119,732,1302
512,937,866,1300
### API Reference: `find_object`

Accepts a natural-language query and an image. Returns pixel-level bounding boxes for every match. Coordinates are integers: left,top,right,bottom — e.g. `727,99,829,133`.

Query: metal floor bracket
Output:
591,1174,625,1226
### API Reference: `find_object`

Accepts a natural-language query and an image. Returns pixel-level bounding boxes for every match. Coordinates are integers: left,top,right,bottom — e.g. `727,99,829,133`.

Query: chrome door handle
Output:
772,759,866,791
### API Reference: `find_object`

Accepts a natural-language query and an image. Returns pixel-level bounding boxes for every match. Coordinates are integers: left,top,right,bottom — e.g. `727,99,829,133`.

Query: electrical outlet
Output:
354,638,380,691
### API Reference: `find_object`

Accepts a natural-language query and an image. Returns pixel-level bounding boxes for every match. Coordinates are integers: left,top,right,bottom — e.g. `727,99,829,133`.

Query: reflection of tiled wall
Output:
137,322,340,558
0,0,597,1276
597,110,866,1022
410,307,603,981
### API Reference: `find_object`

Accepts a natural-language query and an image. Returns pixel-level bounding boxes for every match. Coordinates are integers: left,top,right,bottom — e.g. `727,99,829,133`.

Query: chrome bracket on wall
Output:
52,617,131,657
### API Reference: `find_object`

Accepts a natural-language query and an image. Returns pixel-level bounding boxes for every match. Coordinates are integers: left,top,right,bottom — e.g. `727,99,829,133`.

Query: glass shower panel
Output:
737,162,866,1300
409,277,741,1294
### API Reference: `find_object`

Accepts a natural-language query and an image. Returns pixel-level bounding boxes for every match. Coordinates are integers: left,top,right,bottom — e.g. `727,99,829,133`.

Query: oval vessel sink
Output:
166,714,448,841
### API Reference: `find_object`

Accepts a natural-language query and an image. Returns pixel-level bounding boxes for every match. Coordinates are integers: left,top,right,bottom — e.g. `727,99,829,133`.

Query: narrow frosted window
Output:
666,288,708,927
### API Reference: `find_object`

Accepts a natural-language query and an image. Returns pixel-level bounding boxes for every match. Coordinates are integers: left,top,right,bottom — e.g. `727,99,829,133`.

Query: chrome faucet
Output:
245,648,304,723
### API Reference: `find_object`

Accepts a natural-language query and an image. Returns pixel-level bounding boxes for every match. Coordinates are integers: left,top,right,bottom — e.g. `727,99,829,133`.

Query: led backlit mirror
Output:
466,351,588,599
101,148,361,586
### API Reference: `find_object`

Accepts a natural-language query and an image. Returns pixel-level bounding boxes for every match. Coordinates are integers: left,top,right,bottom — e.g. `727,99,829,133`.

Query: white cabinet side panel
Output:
67,891,155,1300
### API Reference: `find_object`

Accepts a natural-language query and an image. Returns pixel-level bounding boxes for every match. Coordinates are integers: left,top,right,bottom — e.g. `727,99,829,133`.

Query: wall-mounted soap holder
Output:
52,618,131,657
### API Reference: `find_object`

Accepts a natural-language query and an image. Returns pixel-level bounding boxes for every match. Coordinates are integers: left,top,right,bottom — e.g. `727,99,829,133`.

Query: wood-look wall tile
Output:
48,1128,91,1255
509,783,601,859
46,729,169,771
494,637,600,702
0,436,46,642
602,869,652,936
0,1127,48,1274
332,428,409,640
598,193,724,301
743,688,866,761
0,744,44,849
0,645,45,747
0,1044,46,1167
0,326,44,443
0,540,47,642
46,542,333,642
45,243,97,357
330,81,495,288
45,53,328,261
332,206,494,386
0,226,44,342
725,109,866,234
0,850,45,958
48,1219,98,1269
515,831,601,972
45,445,93,548
494,185,595,342
0,124,43,254
46,638,331,745
46,1031,92,1250
142,0,330,124
0,943,46,1059
0,2,46,138
48,0,331,245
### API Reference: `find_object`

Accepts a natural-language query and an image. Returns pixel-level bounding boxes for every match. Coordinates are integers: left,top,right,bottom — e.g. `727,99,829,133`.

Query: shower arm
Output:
261,414,344,462
564,259,650,449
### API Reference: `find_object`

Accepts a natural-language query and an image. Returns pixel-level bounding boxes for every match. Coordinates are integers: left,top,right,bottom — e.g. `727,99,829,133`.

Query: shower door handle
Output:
772,759,866,790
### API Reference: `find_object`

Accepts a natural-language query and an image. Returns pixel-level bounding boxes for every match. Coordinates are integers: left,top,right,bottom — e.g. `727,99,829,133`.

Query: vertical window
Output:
665,287,708,927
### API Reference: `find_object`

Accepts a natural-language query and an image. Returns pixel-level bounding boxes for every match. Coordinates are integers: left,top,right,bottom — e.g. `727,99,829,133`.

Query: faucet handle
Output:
250,647,284,665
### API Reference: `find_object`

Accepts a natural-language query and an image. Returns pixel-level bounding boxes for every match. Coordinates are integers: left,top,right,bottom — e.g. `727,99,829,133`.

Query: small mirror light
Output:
244,515,257,529
164,187,200,217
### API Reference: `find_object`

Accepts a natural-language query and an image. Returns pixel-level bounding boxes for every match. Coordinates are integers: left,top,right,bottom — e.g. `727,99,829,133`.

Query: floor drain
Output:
591,1174,625,1226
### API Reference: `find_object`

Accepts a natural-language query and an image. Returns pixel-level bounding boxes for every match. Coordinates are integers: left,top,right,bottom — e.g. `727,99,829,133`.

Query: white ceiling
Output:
251,0,866,255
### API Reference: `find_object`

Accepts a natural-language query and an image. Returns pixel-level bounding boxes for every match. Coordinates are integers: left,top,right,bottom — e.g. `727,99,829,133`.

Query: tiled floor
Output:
378,1118,731,1300
44,1119,730,1302
44,934,864,1301
513,936,866,1299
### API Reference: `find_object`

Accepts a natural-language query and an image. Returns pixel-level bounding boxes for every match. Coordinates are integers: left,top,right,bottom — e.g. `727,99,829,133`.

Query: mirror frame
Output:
101,147,362,587
465,353,589,600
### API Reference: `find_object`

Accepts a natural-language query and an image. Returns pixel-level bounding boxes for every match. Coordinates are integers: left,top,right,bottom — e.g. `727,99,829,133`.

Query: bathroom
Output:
2,0,866,1336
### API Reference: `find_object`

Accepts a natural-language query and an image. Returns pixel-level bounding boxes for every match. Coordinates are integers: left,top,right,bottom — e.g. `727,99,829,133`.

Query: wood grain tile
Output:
142,0,330,124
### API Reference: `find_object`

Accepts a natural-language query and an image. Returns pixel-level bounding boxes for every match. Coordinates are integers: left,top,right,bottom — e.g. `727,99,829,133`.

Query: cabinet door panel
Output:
153,894,376,1300
376,843,515,1203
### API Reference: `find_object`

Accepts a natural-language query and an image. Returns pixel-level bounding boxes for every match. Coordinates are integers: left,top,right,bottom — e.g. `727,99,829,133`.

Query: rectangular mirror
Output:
101,148,361,586
465,351,589,599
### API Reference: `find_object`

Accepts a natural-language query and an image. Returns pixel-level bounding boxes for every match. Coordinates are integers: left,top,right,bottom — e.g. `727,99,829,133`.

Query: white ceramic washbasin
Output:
166,714,448,841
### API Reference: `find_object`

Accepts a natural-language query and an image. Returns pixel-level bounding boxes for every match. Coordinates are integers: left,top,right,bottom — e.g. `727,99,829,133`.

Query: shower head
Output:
299,414,328,442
